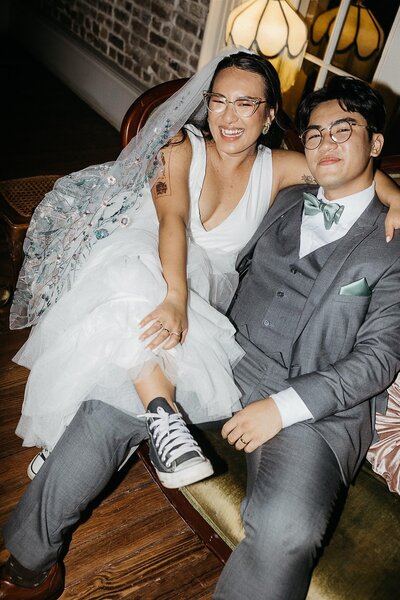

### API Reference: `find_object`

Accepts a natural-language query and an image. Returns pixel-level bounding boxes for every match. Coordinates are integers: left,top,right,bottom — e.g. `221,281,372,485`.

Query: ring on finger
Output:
170,331,182,338
240,436,248,445
161,327,170,335
155,319,164,329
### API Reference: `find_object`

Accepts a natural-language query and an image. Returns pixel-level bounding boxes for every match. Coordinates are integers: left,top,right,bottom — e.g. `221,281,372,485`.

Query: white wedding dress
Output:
14,125,273,450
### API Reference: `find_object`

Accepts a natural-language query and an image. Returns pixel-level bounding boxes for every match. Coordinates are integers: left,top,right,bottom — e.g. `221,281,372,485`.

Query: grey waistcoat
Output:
230,202,341,379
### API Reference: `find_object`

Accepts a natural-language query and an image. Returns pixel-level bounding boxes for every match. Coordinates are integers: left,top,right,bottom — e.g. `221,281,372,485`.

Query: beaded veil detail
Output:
10,46,249,330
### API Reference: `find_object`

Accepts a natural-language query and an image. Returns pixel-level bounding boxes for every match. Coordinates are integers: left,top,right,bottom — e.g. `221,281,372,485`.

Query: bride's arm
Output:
374,170,400,240
139,133,192,350
271,149,400,240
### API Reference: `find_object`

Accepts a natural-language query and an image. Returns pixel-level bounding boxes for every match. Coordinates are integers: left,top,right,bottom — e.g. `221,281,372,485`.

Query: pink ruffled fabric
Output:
367,375,400,495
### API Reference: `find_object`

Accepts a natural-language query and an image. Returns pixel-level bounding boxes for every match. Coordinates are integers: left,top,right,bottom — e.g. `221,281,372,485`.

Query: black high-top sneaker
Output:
144,397,213,488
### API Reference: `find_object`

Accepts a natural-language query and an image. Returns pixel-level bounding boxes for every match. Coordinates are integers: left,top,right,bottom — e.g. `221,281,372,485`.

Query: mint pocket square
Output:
339,277,371,297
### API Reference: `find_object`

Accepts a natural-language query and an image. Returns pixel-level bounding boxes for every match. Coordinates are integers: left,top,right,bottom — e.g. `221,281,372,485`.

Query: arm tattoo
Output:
301,174,317,184
155,180,168,195
154,150,172,197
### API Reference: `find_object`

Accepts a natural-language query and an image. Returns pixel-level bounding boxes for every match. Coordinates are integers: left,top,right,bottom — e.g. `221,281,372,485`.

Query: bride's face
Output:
207,66,274,157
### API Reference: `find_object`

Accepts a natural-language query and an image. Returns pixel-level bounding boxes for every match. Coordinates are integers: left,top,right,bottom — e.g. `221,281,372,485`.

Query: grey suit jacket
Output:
232,184,400,482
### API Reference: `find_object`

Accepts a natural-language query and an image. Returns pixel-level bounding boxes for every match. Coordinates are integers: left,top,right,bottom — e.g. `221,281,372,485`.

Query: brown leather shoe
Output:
0,562,64,599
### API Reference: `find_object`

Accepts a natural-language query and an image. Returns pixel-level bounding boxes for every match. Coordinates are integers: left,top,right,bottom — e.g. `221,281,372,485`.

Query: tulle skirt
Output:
14,219,244,450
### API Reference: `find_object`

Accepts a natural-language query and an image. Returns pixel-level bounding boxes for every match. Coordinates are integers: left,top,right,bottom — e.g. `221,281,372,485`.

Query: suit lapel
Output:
236,184,311,275
292,196,385,344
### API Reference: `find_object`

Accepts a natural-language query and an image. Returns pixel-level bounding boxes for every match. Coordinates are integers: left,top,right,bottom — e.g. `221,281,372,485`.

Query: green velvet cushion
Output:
181,431,400,599
181,430,246,548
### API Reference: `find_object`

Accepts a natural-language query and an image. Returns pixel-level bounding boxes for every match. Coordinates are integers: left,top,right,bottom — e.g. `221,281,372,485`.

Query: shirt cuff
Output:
271,387,313,428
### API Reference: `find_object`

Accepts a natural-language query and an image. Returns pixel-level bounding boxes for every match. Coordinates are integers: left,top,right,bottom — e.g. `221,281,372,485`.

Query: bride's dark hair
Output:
193,51,287,149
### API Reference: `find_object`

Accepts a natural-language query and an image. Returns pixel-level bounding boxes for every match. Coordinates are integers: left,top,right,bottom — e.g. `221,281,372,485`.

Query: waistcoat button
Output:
290,266,297,274
263,319,271,327
277,291,284,297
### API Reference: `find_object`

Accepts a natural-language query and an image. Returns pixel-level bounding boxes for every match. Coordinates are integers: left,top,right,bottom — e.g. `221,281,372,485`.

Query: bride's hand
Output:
385,202,400,242
139,293,188,350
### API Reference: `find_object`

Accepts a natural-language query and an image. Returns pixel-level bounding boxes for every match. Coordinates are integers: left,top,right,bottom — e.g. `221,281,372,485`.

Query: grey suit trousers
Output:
5,401,344,600
213,341,345,600
3,399,148,571
213,423,344,600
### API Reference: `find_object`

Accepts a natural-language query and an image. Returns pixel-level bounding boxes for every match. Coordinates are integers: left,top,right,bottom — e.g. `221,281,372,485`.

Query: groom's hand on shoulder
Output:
221,398,282,453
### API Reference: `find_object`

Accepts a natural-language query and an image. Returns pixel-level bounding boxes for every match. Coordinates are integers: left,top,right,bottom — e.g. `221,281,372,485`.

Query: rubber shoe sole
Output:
154,456,214,488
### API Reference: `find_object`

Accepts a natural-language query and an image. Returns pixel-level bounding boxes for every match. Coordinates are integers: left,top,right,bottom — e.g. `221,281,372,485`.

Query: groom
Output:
213,76,400,599
0,77,399,600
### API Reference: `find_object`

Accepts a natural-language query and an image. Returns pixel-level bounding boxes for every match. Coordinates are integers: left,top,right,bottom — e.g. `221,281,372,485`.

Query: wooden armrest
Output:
121,78,189,147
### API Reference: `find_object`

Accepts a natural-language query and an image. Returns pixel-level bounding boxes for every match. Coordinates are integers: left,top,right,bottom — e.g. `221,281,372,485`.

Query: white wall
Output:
373,9,400,120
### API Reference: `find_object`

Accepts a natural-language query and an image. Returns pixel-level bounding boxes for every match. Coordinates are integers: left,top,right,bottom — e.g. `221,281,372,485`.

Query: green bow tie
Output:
303,192,344,230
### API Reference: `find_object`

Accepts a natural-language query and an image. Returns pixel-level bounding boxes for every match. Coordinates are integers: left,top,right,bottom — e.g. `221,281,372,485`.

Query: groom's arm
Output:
288,257,400,422
222,255,400,452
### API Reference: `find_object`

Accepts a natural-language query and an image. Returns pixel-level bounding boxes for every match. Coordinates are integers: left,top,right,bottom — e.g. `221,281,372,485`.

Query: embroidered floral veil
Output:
10,46,250,330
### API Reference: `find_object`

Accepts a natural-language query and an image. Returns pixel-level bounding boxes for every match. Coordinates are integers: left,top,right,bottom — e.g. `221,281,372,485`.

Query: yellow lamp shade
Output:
226,0,308,92
312,2,384,60
311,1,384,80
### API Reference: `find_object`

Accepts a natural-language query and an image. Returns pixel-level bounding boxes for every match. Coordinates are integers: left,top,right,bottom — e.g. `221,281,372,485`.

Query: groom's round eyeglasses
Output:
300,119,376,150
202,91,267,118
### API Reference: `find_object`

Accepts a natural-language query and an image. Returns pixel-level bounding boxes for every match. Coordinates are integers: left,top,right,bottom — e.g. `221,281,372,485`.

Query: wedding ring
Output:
170,331,182,338
240,436,248,445
161,327,170,335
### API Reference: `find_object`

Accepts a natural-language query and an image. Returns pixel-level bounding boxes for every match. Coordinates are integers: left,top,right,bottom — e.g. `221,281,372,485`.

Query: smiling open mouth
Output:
220,127,244,138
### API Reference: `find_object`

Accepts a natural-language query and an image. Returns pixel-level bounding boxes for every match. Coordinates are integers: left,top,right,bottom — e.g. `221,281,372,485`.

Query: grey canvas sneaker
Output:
144,397,214,489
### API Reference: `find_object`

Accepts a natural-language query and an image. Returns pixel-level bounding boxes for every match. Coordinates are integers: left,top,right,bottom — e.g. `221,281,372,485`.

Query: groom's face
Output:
304,99,384,201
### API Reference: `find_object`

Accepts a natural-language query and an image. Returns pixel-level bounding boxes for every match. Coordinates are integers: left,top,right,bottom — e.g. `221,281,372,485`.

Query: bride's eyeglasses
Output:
203,91,267,118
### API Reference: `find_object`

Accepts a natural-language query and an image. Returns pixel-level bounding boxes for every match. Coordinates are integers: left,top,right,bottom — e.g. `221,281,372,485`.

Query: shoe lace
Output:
142,409,201,468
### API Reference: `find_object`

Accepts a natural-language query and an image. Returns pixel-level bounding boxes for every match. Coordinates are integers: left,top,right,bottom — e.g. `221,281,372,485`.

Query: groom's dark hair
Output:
296,75,386,138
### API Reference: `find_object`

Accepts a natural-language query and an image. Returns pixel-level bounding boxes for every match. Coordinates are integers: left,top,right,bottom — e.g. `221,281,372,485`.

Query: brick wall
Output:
26,0,210,87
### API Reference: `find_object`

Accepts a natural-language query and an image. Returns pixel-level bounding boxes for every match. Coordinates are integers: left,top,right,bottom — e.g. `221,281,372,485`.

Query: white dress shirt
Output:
272,183,376,428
